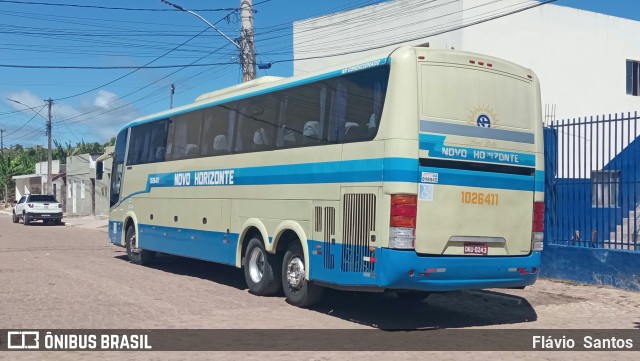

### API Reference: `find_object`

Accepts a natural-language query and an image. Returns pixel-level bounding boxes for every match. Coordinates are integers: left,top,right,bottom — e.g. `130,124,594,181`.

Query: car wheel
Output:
125,225,156,265
23,212,30,225
244,237,282,296
282,242,324,307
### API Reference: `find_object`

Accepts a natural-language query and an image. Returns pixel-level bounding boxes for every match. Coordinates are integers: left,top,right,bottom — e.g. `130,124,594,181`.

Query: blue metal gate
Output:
545,112,640,251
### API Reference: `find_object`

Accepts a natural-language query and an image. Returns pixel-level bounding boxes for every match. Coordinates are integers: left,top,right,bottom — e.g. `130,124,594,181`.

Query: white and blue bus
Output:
99,46,544,307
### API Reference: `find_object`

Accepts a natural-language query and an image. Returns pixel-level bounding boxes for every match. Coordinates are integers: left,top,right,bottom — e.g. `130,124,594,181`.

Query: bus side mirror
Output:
96,161,104,180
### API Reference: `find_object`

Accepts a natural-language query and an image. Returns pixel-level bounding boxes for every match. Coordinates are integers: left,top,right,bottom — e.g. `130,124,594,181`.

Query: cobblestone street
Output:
0,213,639,360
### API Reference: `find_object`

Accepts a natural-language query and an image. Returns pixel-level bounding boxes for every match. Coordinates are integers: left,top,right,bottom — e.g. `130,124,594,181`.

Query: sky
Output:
0,0,637,148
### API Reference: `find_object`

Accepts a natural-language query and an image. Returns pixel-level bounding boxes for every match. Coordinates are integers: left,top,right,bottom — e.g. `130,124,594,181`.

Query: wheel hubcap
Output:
286,257,305,289
129,234,141,254
248,247,265,283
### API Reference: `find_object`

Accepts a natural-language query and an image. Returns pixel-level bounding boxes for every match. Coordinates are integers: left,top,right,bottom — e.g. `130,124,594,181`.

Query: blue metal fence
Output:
545,112,640,251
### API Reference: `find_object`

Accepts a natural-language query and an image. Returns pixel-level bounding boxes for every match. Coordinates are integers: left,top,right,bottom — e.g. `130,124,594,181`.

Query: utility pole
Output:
160,0,256,82
46,98,53,195
170,84,175,109
240,0,256,82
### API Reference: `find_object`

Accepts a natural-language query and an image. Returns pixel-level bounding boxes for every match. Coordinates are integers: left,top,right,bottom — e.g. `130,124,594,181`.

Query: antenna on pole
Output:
170,84,175,109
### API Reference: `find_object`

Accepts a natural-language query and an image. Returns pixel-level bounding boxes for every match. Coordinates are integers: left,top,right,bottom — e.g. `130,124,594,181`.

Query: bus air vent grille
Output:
341,193,376,273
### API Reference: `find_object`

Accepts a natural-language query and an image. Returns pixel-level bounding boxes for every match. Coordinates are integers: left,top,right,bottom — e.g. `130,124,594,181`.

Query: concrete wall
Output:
65,148,113,217
541,245,640,291
95,146,113,217
293,0,640,119
14,177,41,200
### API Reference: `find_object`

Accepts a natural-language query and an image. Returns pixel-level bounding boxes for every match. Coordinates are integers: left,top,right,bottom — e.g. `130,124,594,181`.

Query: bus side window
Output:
171,110,202,159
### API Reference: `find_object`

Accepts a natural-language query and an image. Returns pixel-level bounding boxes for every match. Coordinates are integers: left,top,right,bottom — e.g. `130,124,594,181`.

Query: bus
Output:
98,46,544,307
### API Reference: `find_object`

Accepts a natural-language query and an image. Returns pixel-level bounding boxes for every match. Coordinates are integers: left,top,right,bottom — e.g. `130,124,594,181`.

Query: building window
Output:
592,170,620,208
627,59,640,96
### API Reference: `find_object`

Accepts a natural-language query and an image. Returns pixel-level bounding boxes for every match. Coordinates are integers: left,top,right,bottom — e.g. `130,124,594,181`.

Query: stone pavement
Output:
0,212,638,360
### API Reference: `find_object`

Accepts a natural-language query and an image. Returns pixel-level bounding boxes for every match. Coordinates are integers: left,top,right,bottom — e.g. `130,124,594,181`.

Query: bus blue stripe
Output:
419,133,536,166
119,157,542,204
420,120,535,144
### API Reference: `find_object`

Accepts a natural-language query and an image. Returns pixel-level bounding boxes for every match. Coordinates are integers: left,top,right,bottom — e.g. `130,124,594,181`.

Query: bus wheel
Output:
125,226,156,265
244,237,282,296
282,242,324,307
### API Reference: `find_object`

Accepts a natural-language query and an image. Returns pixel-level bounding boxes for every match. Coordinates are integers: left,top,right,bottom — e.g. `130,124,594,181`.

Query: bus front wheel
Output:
282,242,324,307
125,226,156,265
244,237,282,296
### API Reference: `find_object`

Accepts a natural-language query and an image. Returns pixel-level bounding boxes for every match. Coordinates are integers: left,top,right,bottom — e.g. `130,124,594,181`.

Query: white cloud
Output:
94,90,118,109
3,90,140,146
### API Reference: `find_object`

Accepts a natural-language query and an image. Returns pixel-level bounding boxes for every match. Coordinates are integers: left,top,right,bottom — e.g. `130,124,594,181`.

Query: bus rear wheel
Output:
244,237,282,296
125,226,156,265
282,242,324,307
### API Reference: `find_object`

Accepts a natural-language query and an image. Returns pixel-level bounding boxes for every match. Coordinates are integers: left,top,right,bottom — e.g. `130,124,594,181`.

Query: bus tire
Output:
282,242,324,307
125,225,156,265
244,237,282,296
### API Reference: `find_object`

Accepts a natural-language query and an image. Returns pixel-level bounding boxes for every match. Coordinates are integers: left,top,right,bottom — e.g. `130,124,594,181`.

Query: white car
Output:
13,194,63,225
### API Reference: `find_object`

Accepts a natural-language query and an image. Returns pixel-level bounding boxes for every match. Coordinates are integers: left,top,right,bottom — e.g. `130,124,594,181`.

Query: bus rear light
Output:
532,202,544,232
391,216,415,227
389,227,415,249
487,63,493,67
531,201,544,251
390,195,417,249
390,194,417,227
478,61,485,66
469,60,476,64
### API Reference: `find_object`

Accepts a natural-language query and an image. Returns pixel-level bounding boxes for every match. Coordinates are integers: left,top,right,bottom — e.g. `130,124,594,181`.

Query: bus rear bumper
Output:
378,249,541,292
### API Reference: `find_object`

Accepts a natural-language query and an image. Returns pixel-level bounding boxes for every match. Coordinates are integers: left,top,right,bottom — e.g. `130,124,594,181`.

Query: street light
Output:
6,98,54,195
160,0,260,82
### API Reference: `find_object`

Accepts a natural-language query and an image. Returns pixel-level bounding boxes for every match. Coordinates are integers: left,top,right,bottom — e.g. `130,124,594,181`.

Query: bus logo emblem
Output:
477,114,491,128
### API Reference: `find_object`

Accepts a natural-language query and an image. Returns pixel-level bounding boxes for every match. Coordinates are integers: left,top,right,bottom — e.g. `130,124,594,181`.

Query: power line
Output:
4,104,47,137
0,61,237,70
54,9,238,109
272,0,558,64
54,27,212,100
0,0,239,12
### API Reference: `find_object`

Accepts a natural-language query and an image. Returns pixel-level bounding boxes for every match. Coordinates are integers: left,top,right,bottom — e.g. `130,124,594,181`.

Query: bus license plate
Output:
464,243,488,255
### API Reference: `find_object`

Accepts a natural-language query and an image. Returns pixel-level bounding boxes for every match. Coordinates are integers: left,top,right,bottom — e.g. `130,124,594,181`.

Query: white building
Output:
12,160,64,200
293,0,640,120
